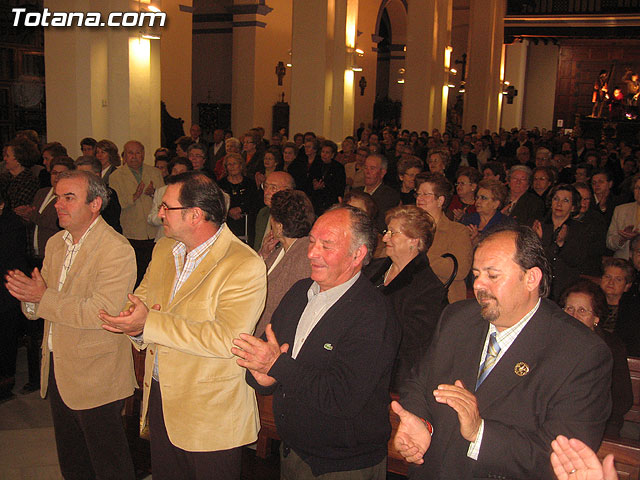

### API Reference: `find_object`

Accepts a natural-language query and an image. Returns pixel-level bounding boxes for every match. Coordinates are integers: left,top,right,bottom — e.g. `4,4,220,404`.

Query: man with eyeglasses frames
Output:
100,171,266,480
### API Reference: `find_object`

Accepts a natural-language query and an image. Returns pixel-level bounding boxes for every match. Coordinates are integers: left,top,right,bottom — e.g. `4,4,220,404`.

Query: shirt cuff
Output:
130,332,144,344
24,302,36,316
467,419,484,460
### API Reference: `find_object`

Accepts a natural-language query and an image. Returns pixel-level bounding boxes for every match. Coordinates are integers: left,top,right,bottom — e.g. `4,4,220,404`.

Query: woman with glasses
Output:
397,156,423,205
461,178,514,246
533,184,591,299
558,280,633,437
448,166,480,221
364,205,446,385
415,172,472,303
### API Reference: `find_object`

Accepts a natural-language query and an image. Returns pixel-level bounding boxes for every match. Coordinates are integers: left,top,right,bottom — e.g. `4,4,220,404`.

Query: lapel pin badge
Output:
514,362,530,376
323,343,333,351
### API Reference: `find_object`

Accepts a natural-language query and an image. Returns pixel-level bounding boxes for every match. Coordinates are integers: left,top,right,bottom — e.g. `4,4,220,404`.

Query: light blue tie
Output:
476,332,501,389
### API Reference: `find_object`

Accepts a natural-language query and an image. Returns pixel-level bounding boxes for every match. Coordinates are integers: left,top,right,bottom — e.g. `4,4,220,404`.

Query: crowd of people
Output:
1,121,639,479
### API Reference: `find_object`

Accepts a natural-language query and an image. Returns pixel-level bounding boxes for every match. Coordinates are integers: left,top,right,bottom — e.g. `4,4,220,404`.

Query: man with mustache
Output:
392,224,613,479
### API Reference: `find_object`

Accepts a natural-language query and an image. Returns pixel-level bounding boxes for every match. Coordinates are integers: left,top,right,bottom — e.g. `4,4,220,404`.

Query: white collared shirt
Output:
467,298,541,460
292,272,360,358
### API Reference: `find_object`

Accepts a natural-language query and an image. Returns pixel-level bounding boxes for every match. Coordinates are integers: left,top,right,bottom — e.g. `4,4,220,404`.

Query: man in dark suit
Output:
448,142,478,178
354,153,401,232
207,128,226,174
233,205,400,479
502,165,544,227
392,224,612,480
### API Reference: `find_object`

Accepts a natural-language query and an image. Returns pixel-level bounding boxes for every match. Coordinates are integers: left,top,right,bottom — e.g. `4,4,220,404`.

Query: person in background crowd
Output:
600,257,640,356
79,137,97,157
397,157,423,205
415,173,472,303
254,189,314,337
448,166,480,221
558,281,632,437
95,139,120,185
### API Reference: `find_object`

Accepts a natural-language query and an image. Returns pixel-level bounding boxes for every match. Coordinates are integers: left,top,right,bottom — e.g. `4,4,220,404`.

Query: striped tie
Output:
476,332,501,389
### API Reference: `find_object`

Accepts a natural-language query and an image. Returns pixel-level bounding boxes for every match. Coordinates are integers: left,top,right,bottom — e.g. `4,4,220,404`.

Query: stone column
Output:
402,0,452,133
44,0,163,161
463,0,505,132
289,0,358,139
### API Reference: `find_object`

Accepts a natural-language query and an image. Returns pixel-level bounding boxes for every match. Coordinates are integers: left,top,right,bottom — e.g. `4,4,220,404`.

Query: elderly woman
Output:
600,258,640,356
254,190,315,337
397,156,423,205
533,184,590,299
364,205,447,384
415,173,472,303
558,281,633,437
281,142,297,172
218,152,259,242
448,166,480,221
427,148,450,177
255,146,284,188
531,166,555,207
461,178,514,246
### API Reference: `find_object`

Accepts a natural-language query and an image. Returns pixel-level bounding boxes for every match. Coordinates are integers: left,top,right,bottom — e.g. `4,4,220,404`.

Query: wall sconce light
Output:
397,68,405,84
275,61,286,86
286,49,292,68
351,65,363,72
355,47,364,56
359,76,367,96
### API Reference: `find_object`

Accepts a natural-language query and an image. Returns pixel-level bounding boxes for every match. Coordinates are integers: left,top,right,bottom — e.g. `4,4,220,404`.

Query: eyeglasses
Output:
415,192,437,198
382,228,402,237
476,194,493,201
552,196,571,204
159,202,190,212
455,182,472,186
563,305,593,317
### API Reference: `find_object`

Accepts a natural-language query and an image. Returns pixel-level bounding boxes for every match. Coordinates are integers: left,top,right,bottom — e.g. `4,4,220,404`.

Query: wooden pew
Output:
625,356,640,426
256,390,640,479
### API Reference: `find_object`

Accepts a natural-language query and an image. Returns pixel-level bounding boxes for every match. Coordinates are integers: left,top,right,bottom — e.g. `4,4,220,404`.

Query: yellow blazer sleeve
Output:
143,252,266,358
35,229,137,329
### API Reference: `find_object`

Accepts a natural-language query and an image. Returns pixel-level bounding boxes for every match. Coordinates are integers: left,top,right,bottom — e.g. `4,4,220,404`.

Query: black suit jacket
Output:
364,254,447,383
248,275,400,476
400,298,612,480
508,190,544,227
447,152,478,180
354,184,401,233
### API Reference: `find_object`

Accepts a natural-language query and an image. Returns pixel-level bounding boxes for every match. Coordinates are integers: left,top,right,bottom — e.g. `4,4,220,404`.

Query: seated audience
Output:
600,257,640,356
462,178,514,245
502,165,545,227
254,190,315,337
531,166,555,207
533,184,591,299
309,140,346,215
364,205,447,385
345,145,368,191
255,146,284,190
218,152,259,242
606,172,640,259
415,173,472,302
0,137,40,210
448,166,480,221
558,281,633,436
396,157,423,205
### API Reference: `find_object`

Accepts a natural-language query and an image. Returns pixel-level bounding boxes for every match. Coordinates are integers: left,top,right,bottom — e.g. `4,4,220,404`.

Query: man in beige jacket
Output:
6,170,137,479
100,171,266,480
109,140,164,286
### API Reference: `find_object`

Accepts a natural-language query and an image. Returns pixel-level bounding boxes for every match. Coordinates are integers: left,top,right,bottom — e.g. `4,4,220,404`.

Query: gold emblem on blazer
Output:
514,362,529,376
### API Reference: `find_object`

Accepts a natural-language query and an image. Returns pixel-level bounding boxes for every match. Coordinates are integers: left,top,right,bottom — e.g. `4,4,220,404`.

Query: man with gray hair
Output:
233,205,400,479
502,165,544,227
354,153,401,232
5,169,137,479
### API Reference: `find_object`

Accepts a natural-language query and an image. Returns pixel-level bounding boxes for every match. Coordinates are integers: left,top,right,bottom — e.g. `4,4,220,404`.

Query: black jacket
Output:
248,275,400,476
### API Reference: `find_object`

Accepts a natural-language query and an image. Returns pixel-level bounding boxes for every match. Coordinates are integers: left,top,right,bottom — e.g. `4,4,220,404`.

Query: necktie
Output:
476,332,501,389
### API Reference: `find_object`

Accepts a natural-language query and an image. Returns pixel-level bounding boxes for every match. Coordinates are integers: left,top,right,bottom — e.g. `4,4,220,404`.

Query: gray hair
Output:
327,204,377,266
57,170,110,212
367,153,388,171
509,164,532,182
75,155,102,175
